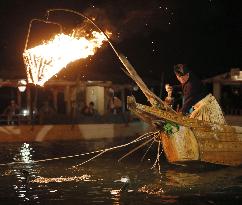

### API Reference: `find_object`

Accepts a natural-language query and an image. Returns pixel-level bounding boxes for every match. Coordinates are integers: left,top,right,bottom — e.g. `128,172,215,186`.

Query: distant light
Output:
230,69,242,81
18,79,27,92
18,86,26,92
22,109,29,116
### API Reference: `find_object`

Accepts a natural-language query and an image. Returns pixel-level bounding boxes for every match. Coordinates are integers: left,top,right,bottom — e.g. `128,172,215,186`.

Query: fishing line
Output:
118,137,156,162
72,131,160,168
0,132,157,167
140,139,156,162
151,140,161,171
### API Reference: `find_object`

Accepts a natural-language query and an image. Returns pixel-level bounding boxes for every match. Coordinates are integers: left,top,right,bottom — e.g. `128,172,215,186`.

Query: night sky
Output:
0,0,241,84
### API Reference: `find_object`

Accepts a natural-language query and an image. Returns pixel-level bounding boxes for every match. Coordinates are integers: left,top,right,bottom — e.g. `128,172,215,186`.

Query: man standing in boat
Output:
166,64,226,124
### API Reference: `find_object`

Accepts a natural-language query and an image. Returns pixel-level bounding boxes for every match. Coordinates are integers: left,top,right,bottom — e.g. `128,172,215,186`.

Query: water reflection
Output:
19,143,33,163
165,169,201,187
32,174,92,183
110,189,121,205
12,143,40,203
110,176,133,205
0,140,241,205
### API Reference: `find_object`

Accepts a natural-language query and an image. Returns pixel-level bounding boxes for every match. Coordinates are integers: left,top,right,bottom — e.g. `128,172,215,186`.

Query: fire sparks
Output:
23,31,108,86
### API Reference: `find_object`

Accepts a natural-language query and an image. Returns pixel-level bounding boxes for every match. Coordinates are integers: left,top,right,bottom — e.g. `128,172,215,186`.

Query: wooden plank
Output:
160,133,179,162
160,128,199,163
200,151,242,166
193,129,242,141
197,139,242,152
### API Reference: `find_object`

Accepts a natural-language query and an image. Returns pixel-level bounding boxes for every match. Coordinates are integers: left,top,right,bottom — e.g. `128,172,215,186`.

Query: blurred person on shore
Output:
3,100,20,125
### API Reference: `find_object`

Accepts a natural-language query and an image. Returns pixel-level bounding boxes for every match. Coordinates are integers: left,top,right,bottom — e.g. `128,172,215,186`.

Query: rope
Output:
118,137,155,162
151,140,162,173
71,150,107,168
72,131,160,168
0,132,157,167
140,139,156,162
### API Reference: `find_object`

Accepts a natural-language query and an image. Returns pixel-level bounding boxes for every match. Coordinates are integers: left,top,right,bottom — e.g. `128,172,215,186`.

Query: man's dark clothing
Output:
173,73,208,114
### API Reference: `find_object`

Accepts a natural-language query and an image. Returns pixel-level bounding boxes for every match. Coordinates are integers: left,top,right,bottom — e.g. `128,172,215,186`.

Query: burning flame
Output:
23,31,108,86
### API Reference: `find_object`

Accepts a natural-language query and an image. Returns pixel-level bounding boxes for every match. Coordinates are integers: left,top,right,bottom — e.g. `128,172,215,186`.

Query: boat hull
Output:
127,96,242,166
160,124,242,166
160,127,199,163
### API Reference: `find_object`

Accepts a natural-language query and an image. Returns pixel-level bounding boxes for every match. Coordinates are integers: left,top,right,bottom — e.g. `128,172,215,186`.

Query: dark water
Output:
0,137,241,205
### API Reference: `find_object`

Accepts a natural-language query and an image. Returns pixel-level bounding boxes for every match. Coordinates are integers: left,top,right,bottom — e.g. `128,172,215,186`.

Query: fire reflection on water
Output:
0,140,241,205
31,174,92,183
110,189,121,205
12,143,39,203
17,143,33,163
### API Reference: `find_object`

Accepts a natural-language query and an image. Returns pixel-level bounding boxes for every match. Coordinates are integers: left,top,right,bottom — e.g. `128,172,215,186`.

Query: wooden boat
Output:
117,53,242,166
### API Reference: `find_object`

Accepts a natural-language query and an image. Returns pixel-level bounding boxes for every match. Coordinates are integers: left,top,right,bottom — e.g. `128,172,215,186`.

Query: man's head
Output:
174,64,190,84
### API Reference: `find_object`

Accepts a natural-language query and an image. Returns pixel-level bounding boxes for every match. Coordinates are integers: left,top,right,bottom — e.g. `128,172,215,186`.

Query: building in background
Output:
204,68,242,126
0,79,135,125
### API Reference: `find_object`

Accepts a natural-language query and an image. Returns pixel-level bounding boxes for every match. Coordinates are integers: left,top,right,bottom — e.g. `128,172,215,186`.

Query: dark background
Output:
0,0,241,84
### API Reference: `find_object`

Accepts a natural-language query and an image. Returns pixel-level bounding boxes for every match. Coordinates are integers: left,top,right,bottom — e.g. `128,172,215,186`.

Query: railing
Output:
0,114,30,125
0,112,138,126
